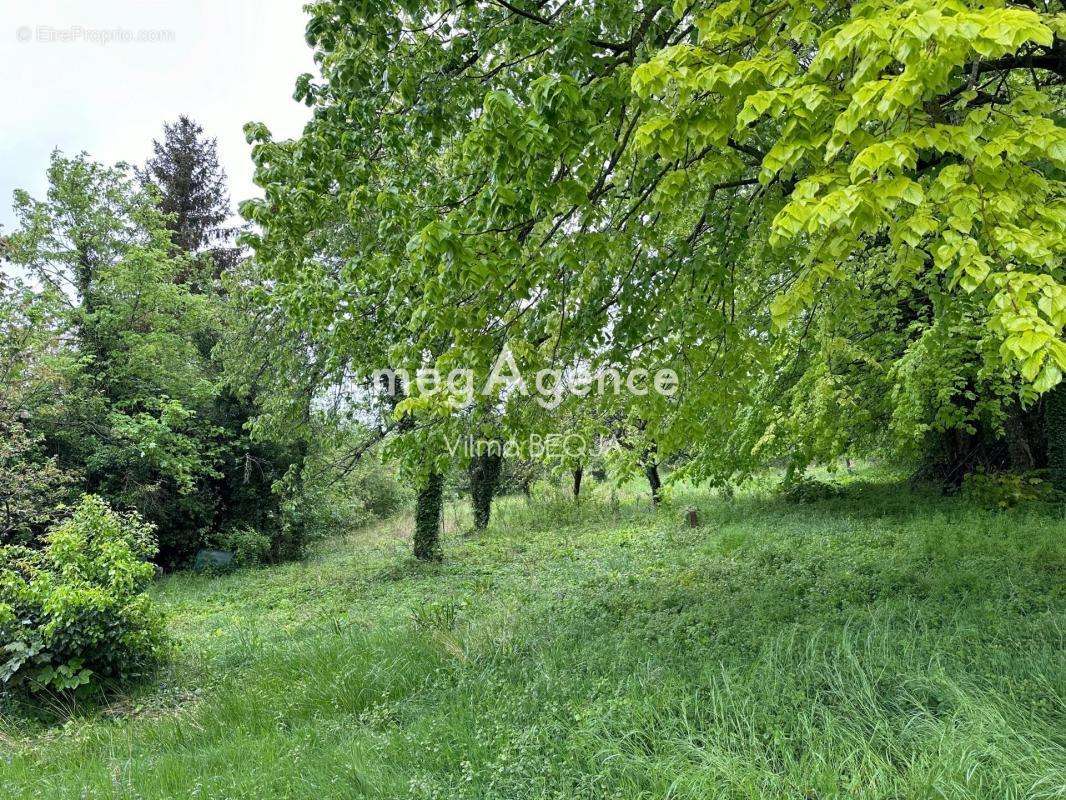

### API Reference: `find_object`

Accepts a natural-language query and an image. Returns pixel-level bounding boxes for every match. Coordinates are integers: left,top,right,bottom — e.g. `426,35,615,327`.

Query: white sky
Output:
0,0,316,231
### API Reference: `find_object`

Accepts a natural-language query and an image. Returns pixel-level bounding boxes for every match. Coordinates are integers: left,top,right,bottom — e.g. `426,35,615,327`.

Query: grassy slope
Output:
1,469,1064,799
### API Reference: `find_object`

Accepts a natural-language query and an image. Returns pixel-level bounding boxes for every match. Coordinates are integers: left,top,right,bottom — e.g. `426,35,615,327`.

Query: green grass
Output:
2,468,1064,799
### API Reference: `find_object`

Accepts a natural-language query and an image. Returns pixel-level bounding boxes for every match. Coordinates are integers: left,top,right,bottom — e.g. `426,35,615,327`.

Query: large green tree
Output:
245,0,1064,497
140,115,236,275
3,151,308,565
4,153,223,562
142,117,305,556
633,0,1066,479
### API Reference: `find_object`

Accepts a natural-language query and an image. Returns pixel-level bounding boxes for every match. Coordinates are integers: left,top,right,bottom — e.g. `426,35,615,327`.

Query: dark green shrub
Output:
205,390,304,562
353,464,409,519
961,470,1052,509
779,478,841,504
0,406,79,547
0,495,166,698
206,525,272,568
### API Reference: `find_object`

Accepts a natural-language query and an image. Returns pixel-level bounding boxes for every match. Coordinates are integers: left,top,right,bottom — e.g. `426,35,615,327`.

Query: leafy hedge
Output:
0,495,166,697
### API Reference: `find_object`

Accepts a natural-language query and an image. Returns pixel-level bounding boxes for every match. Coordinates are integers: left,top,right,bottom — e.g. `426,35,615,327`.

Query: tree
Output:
469,449,504,530
241,50,484,559
4,151,314,565
218,240,448,557
413,471,444,561
245,0,777,499
140,117,307,558
632,0,1066,478
247,0,1064,509
4,152,226,563
139,115,236,277
0,270,71,418
637,2,1064,381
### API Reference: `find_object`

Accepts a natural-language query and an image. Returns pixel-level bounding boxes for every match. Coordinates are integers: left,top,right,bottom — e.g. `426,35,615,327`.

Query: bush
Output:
283,454,412,549
0,407,79,547
961,470,1053,509
353,465,409,519
498,458,542,496
779,477,841,504
206,525,272,568
0,495,166,698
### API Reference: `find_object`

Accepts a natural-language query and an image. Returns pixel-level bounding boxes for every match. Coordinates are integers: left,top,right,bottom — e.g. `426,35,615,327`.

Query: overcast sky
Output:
0,0,316,231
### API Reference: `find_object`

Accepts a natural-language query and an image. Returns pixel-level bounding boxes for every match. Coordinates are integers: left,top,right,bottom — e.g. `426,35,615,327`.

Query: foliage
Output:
138,119,302,555
498,457,543,497
240,0,699,540
2,147,304,567
279,427,413,553
636,0,1066,381
779,476,842,504
205,526,272,569
960,468,1054,508
204,390,301,556
0,406,78,546
241,0,1065,496
351,462,411,521
1045,383,1066,489
633,0,1066,476
0,495,165,698
4,153,217,563
139,116,234,266
0,274,70,413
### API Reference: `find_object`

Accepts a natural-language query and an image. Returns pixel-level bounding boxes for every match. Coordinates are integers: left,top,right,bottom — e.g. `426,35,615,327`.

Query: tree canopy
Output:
239,0,1062,487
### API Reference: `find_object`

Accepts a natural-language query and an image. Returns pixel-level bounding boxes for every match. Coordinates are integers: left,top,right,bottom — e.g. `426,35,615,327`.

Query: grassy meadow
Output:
1,468,1064,799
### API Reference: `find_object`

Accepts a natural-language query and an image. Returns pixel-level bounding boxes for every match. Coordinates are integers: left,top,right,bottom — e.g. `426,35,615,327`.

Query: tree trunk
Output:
1045,385,1066,490
469,451,502,531
1004,405,1036,471
414,471,443,560
572,467,583,500
645,463,662,507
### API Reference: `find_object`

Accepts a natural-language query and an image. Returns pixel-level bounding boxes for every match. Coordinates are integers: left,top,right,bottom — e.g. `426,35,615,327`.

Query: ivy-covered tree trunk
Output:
469,452,502,531
1004,405,1036,472
414,471,444,561
572,467,583,500
1045,385,1066,490
645,463,662,507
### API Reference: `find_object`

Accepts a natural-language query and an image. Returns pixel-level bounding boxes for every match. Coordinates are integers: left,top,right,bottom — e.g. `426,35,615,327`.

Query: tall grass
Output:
1,470,1063,798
